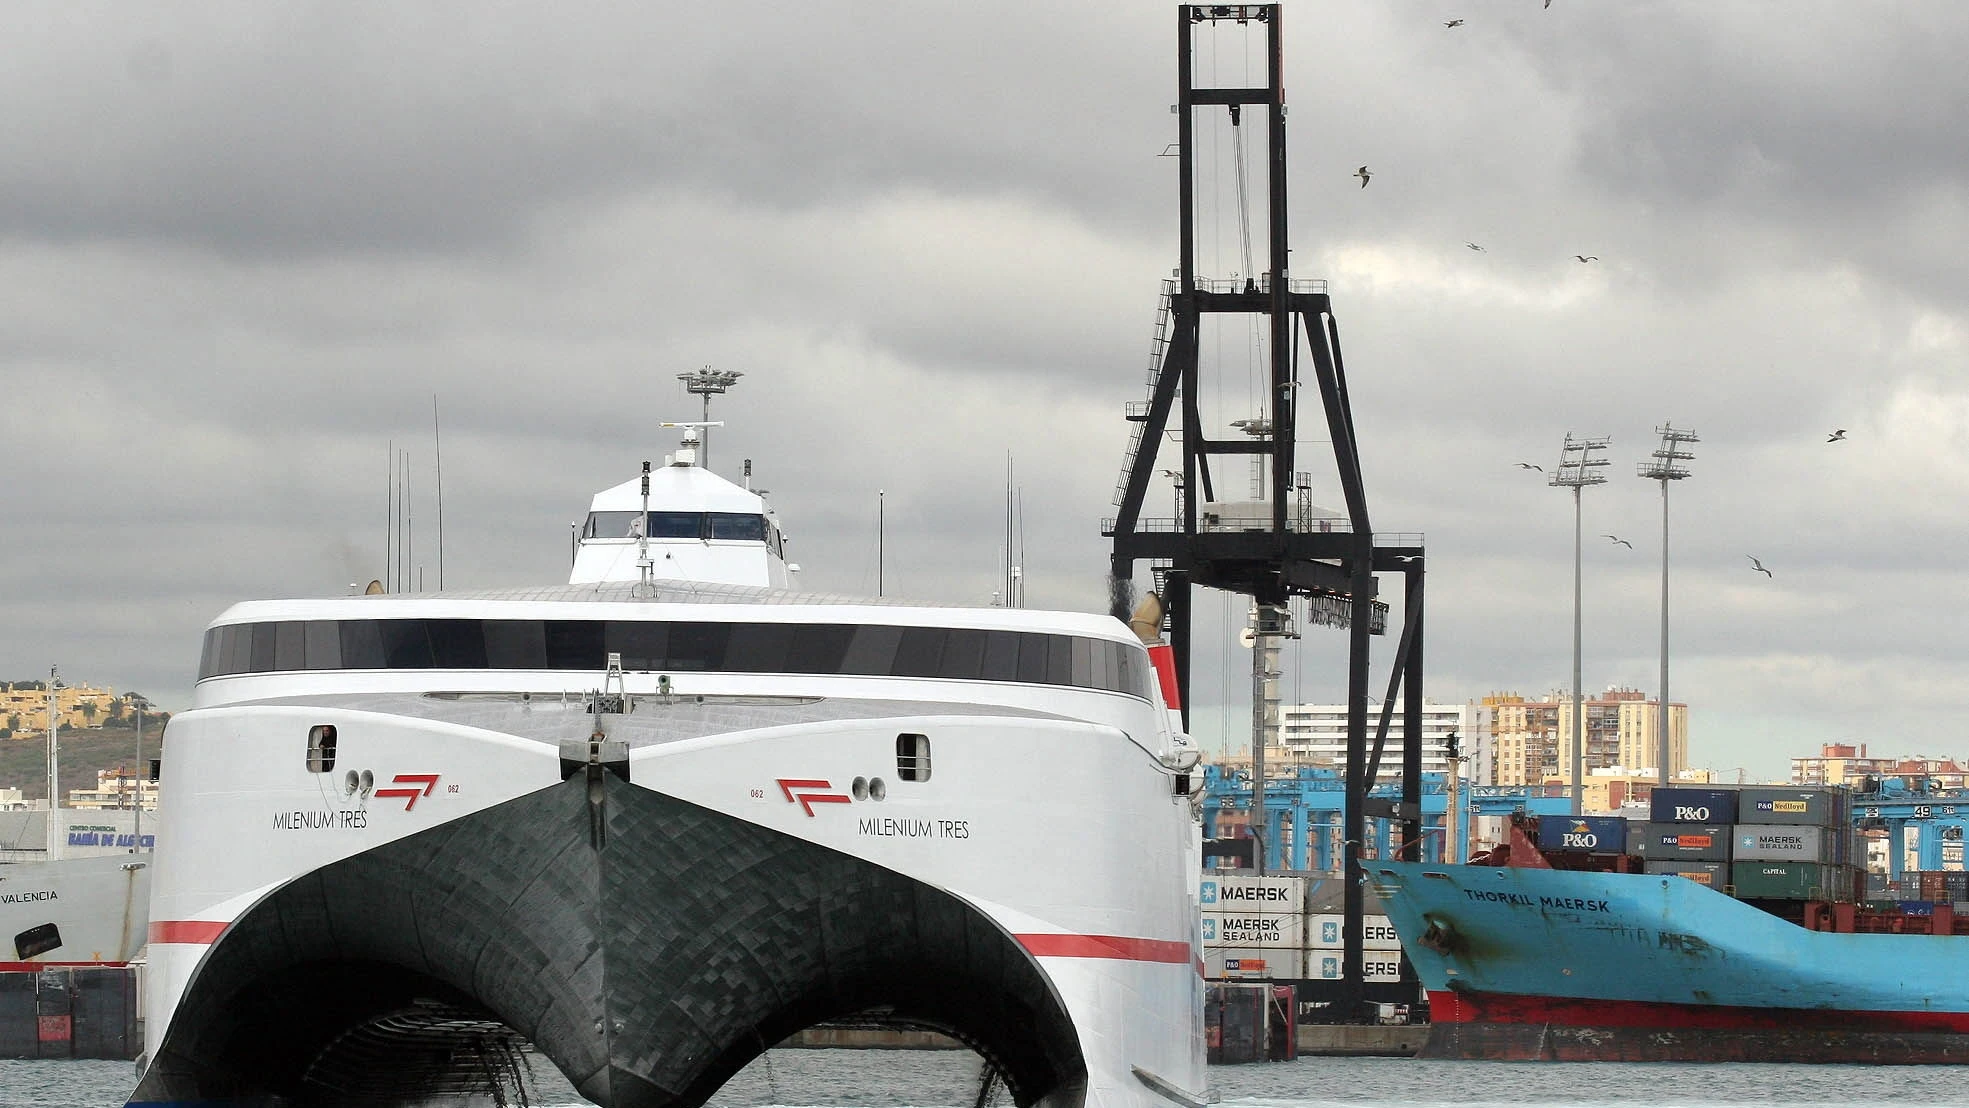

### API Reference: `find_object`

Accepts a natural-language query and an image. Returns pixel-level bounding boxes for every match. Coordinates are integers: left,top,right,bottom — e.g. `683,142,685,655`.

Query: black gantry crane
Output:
1104,3,1428,1021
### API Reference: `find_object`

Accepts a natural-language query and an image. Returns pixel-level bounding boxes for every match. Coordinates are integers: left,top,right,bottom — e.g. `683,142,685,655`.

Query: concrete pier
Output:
1295,1025,1429,1057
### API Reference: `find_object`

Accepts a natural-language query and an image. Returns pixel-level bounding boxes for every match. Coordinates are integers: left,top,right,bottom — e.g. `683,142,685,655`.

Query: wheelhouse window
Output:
709,513,767,541
581,511,773,543
648,512,702,538
198,617,1153,700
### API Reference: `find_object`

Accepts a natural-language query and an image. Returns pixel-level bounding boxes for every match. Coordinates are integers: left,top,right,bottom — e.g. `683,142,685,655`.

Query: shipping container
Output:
1729,862,1857,901
1204,983,1269,1064
1650,787,1738,825
1536,815,1629,854
1626,821,1646,857
1645,823,1733,862
1734,824,1840,864
1206,946,1300,980
1306,914,1403,950
1202,913,1305,948
1306,950,1402,983
1738,787,1845,827
1642,860,1728,888
1199,874,1304,914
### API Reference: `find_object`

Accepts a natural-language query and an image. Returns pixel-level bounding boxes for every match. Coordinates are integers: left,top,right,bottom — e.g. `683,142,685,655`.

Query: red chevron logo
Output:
375,773,441,811
777,778,850,817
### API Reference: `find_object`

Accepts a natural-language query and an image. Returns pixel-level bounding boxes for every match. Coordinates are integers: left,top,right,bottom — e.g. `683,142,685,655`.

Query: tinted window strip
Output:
196,618,1150,697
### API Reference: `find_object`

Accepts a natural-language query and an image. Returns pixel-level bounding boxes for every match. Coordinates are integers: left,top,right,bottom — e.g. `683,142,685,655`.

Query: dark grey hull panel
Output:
129,771,1083,1107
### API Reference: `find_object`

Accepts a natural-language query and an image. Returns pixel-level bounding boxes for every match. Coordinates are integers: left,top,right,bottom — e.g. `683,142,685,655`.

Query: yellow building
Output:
1555,687,1689,781
1483,692,1559,786
0,682,125,738
1481,687,1689,785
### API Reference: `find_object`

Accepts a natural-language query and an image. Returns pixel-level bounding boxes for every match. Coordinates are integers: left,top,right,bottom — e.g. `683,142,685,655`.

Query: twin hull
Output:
1372,860,1969,1063
135,692,1204,1106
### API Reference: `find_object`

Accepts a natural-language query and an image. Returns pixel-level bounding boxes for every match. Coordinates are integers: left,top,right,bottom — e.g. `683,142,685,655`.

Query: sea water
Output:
9,1052,1969,1108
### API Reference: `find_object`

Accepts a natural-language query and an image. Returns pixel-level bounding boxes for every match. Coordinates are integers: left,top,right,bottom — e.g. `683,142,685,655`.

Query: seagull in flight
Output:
1355,165,1371,189
1602,534,1632,549
1827,429,1848,442
1516,462,1543,472
1465,241,1486,252
1575,255,1598,263
1444,19,1465,28
1748,556,1773,578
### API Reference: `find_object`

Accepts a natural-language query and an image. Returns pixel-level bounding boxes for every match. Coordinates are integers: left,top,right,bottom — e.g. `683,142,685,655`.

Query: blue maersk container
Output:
1650,787,1738,825
1536,815,1628,854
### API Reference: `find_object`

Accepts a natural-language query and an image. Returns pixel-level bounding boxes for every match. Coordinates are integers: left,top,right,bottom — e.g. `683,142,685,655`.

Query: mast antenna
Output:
634,460,655,599
433,394,445,591
385,440,394,593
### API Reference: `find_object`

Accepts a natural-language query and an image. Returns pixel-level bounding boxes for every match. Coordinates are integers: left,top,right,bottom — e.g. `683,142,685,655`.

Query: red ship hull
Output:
1427,989,1969,1063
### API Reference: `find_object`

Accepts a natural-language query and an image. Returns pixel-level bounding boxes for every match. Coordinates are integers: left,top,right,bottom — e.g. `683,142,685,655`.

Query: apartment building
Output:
1478,687,1688,785
1,682,126,738
1277,699,1483,774
1791,743,1969,789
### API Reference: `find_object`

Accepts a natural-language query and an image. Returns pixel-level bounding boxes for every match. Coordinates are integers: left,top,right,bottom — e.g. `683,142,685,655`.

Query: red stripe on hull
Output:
0,961,130,973
1430,988,1969,1035
1016,933,1191,964
149,920,228,945
147,918,1190,965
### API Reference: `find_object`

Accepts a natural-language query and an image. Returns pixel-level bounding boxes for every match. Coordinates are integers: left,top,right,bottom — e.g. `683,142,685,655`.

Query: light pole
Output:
1551,434,1610,816
46,666,65,861
129,695,150,852
1444,730,1464,864
1639,424,1697,787
677,367,742,470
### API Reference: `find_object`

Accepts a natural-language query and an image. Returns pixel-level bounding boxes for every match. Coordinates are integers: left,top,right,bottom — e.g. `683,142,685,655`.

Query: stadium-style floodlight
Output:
1551,433,1611,816
678,367,743,469
1639,423,1698,787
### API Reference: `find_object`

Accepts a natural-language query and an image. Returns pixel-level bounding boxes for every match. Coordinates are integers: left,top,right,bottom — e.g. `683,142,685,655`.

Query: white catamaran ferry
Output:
131,424,1205,1108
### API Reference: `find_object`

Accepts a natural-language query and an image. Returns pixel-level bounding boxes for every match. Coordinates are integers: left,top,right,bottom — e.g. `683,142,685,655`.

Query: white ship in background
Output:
131,399,1204,1108
0,676,151,969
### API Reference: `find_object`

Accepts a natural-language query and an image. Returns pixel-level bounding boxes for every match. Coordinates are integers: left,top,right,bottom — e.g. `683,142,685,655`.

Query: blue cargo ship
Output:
1370,859,1969,1062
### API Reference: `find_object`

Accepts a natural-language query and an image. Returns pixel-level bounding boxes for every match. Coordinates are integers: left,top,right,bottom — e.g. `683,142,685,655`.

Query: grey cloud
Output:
6,2,1969,785
1,3,1174,258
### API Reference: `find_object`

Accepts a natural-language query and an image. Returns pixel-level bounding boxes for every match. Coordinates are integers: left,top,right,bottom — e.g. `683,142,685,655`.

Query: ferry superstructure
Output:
568,430,793,589
131,433,1205,1108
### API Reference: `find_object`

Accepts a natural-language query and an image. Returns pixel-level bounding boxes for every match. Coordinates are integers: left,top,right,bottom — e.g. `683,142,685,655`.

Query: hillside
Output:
0,720,164,804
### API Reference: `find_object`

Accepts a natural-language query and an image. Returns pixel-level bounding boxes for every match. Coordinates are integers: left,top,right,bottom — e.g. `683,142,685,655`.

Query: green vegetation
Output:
0,720,166,803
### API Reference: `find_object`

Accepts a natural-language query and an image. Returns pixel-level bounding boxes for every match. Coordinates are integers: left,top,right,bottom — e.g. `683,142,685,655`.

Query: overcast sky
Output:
5,2,1966,782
